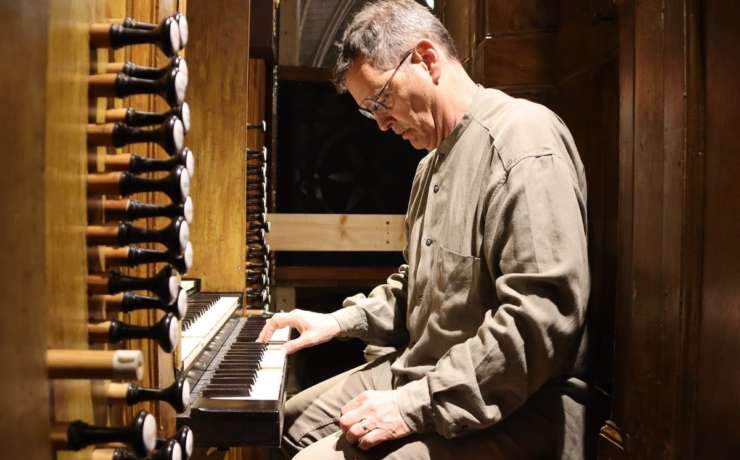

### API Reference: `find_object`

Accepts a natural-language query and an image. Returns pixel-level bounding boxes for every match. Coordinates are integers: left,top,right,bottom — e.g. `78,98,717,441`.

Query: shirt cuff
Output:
329,306,368,338
395,376,433,433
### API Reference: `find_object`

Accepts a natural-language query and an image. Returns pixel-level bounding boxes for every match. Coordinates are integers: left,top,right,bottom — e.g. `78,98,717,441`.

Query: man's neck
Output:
431,64,478,150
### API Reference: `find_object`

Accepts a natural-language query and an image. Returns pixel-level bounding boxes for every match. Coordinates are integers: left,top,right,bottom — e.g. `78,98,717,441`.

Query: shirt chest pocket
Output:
427,244,484,335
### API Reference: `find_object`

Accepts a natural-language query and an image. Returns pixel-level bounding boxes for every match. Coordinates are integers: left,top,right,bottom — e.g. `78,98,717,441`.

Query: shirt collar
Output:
433,85,487,158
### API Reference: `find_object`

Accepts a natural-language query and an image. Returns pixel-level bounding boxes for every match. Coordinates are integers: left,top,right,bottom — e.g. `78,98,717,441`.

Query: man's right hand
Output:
256,309,342,354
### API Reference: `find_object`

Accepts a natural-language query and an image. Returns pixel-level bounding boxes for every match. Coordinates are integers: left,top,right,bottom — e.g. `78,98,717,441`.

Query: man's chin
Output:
407,137,426,151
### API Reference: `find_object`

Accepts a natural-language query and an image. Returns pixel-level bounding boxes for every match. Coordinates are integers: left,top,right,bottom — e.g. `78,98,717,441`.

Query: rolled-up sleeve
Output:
330,264,409,347
395,153,590,437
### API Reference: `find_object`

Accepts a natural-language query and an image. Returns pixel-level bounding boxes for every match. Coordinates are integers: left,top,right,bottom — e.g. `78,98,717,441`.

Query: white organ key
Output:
269,325,290,343
259,347,286,368
245,369,283,400
211,345,286,401
181,296,239,368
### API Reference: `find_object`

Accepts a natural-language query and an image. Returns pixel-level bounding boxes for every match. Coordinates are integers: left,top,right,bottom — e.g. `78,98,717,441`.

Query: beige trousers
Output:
282,353,585,460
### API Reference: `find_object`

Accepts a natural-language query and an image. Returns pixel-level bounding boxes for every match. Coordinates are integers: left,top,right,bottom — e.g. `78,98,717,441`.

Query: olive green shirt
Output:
331,87,589,439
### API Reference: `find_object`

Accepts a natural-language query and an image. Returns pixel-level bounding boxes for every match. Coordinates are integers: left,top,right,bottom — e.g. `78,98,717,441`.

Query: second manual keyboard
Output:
177,314,290,447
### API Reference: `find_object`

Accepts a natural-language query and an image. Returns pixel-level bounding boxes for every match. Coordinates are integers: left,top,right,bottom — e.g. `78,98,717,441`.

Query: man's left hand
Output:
339,390,412,450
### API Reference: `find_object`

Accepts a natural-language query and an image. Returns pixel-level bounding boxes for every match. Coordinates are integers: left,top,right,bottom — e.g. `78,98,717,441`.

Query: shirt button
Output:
433,184,440,193
425,238,433,247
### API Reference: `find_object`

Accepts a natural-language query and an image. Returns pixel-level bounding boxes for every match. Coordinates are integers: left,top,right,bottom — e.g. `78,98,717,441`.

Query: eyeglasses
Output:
358,49,414,120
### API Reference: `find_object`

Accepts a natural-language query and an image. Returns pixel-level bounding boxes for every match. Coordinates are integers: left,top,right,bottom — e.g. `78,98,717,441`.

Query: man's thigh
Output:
283,353,396,454
292,424,544,460
291,388,581,460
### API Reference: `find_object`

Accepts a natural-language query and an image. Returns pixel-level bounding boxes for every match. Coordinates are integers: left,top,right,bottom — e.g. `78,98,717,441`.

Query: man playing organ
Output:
258,1,590,459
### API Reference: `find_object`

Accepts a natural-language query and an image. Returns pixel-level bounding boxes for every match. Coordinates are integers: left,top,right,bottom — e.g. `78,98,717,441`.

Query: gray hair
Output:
333,0,458,92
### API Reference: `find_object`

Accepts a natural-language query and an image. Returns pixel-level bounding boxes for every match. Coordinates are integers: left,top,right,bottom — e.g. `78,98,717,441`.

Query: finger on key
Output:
257,313,287,342
282,334,315,355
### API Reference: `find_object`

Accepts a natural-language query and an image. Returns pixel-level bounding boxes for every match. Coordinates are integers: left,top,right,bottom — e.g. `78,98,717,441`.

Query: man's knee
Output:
282,392,340,454
283,392,302,428
282,394,311,453
290,431,350,460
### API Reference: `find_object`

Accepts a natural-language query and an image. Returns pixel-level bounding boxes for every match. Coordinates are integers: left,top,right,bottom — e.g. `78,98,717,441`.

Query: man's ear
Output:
412,39,441,84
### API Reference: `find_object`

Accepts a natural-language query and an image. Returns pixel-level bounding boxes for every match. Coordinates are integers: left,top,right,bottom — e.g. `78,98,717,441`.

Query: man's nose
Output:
375,112,393,131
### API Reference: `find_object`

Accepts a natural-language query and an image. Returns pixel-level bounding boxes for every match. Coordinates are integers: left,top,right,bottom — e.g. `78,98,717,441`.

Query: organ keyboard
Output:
180,293,240,369
177,291,290,447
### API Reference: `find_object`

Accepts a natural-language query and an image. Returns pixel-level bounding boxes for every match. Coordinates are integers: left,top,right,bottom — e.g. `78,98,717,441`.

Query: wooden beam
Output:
267,213,405,251
276,265,398,284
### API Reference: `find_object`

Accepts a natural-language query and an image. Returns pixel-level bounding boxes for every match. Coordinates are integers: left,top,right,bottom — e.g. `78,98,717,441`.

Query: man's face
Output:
345,53,437,151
